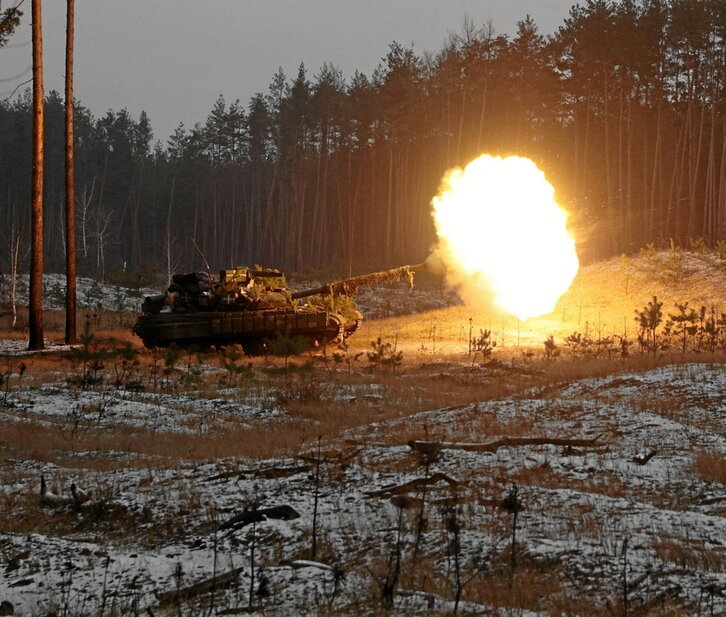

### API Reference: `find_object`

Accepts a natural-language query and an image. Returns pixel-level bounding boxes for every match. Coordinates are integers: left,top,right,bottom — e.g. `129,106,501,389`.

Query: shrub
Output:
67,322,110,389
267,332,312,368
471,329,496,364
634,296,663,355
221,344,253,387
366,336,403,372
331,339,363,373
543,335,560,361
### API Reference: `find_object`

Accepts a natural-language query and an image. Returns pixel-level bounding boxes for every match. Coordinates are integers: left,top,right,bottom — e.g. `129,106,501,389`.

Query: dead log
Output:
408,434,604,457
219,505,301,531
157,567,243,605
254,464,311,479
298,447,357,465
631,450,657,465
384,493,473,510
8,577,33,587
279,559,334,572
207,464,312,482
344,438,390,448
365,473,461,498
204,470,239,482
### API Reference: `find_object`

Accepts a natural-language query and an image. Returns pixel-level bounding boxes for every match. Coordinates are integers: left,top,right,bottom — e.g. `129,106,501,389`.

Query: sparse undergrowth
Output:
0,252,724,616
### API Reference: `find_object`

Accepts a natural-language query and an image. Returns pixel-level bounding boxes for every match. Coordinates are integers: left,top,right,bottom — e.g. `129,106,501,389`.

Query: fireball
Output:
431,155,578,320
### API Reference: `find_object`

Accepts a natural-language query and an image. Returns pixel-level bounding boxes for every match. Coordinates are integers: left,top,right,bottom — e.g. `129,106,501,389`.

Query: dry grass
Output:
653,535,726,572
354,250,726,355
2,331,720,475
0,417,317,468
509,461,631,500
462,557,608,616
693,451,726,485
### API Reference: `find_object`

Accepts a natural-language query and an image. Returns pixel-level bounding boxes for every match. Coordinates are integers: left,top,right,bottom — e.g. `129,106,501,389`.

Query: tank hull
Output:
132,308,359,352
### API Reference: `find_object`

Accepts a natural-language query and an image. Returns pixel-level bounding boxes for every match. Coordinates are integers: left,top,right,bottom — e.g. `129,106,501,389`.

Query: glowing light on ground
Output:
431,155,579,320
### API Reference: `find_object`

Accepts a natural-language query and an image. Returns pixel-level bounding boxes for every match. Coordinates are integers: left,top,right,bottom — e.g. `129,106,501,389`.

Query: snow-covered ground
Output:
0,271,452,319
0,273,156,313
0,362,723,616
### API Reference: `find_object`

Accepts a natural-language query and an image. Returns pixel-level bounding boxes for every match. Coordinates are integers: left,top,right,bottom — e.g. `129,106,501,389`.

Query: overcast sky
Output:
2,0,576,143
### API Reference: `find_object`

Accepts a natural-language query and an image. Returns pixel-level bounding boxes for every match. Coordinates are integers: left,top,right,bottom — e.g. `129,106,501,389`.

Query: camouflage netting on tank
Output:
327,265,414,296
291,265,416,300
303,293,360,321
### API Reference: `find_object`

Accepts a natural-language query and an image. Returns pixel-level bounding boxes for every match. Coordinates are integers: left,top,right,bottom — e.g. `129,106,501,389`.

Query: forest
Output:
1,0,724,282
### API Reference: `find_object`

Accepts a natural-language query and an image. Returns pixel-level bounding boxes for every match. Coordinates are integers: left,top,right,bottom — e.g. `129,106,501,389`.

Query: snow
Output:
1,256,725,614
0,273,156,313
1,361,724,615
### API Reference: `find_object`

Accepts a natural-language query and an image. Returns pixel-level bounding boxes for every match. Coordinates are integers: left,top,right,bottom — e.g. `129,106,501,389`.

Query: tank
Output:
132,264,424,353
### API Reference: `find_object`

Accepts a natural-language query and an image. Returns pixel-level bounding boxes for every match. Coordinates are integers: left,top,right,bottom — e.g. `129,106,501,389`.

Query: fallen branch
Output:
280,559,334,572
298,447,357,465
344,438,389,448
157,567,243,605
382,493,473,509
254,464,311,479
204,470,238,482
365,473,461,498
219,505,300,531
408,434,604,458
207,464,312,482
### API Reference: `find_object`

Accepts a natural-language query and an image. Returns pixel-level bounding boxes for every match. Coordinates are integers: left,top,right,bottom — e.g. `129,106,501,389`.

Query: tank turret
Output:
132,263,425,353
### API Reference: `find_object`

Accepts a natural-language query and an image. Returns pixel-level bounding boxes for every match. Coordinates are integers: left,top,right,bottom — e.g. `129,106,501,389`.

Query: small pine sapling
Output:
543,335,560,361
617,334,631,359
268,331,311,368
700,307,726,353
668,302,699,354
331,339,363,374
221,344,253,387
366,336,403,372
161,345,183,390
634,296,663,355
1,359,26,406
68,319,109,389
178,344,205,389
112,342,141,390
564,330,586,357
471,329,496,365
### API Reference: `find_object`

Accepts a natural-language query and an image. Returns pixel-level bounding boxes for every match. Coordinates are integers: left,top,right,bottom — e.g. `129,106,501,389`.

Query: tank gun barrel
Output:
291,263,427,300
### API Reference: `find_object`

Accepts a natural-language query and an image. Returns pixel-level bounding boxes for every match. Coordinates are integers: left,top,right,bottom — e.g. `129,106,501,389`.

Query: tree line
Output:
1,0,725,290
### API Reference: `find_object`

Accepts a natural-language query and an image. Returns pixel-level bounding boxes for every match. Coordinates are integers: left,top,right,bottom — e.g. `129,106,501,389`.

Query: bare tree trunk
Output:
476,84,488,153
703,107,717,241
78,178,94,259
649,105,662,238
29,0,45,350
719,122,726,240
687,104,705,238
386,148,393,263
64,0,76,344
166,177,176,282
10,229,21,328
